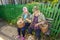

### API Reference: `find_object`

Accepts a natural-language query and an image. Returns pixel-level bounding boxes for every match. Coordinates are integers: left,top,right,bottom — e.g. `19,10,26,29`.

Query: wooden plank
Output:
50,28,57,36
53,9,59,29
50,8,54,18
55,10,60,29
56,20,60,37
21,0,25,4
29,0,33,3
26,0,29,3
0,0,3,5
14,0,18,4
52,7,58,28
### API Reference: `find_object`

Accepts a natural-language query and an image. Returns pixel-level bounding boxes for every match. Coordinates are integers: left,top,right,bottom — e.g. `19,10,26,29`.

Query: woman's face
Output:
34,10,39,16
34,10,38,14
23,7,28,13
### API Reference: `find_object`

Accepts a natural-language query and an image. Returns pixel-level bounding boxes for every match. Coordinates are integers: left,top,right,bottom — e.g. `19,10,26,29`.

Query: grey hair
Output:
23,7,28,11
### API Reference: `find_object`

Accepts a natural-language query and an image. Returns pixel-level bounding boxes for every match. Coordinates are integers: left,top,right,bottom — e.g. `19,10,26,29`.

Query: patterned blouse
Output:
29,16,40,30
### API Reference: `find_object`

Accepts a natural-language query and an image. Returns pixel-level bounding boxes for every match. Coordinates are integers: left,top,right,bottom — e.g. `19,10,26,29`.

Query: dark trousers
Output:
28,27,41,40
17,22,30,37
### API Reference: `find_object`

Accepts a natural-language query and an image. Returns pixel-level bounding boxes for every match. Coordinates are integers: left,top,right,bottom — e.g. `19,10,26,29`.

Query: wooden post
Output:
0,0,2,5
8,0,12,4
14,0,18,4
1,0,6,5
29,0,33,3
5,0,9,4
26,0,29,3
21,0,25,4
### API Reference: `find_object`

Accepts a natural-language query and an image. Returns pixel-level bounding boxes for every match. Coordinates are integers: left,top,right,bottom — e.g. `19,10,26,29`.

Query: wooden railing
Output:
0,0,34,5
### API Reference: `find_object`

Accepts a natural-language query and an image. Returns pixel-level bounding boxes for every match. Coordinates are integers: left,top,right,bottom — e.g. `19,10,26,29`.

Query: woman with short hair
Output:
17,7,31,40
28,6,46,40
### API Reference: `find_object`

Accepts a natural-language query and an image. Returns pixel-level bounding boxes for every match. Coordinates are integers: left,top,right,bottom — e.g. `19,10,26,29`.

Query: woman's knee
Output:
35,29,41,37
28,27,33,34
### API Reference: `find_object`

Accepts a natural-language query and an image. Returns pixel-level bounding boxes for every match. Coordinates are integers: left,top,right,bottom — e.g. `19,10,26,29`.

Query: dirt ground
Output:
0,19,60,40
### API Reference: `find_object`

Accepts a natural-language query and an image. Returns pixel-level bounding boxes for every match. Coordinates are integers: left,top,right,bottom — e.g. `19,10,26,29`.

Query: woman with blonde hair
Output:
28,6,46,40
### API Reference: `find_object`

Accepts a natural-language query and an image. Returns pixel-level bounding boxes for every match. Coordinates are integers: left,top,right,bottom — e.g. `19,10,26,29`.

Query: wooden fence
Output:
39,3,60,37
0,0,38,5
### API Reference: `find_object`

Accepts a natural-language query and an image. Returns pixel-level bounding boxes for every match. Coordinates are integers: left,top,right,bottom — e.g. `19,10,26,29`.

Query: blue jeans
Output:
17,22,30,37
28,27,41,40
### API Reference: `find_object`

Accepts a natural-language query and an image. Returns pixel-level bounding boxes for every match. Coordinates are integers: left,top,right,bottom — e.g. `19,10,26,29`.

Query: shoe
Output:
16,35,20,38
21,36,25,40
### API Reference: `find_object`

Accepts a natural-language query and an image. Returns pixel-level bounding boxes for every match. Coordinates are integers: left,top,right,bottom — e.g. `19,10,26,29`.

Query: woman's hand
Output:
26,18,31,23
35,21,45,27
35,24,39,27
38,21,45,25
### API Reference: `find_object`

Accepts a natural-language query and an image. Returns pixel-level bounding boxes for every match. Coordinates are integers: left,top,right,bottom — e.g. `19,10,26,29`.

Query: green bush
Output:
0,3,39,24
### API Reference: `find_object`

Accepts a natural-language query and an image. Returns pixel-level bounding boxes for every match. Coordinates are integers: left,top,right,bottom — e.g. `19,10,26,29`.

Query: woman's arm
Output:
26,18,31,23
35,13,46,26
26,13,33,23
36,21,44,25
40,13,46,21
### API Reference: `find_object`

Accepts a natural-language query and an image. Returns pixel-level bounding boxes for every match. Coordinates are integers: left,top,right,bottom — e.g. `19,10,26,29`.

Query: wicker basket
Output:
25,34,35,40
17,18,25,28
40,22,48,33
